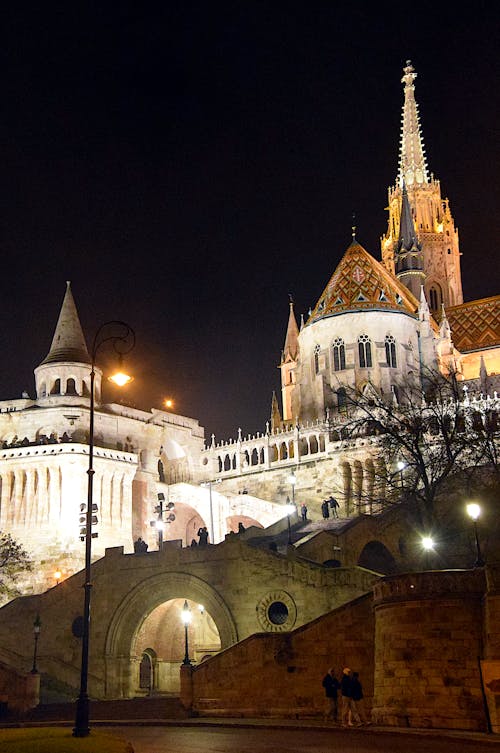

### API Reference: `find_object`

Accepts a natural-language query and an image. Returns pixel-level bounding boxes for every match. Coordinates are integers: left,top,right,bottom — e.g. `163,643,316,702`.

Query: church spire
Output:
398,61,429,188
40,281,90,365
283,295,299,361
395,182,425,298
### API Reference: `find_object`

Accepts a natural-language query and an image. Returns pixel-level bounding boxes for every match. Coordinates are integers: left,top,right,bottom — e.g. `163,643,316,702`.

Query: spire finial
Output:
351,213,356,240
288,293,294,305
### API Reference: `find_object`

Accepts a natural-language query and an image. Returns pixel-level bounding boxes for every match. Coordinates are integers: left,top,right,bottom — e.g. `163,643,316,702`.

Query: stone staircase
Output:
21,695,189,722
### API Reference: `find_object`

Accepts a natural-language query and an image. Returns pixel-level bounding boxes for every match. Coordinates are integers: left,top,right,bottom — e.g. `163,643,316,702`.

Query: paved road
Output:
105,724,499,753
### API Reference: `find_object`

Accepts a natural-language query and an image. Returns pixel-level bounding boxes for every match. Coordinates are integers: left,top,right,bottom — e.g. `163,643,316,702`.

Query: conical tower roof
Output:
40,281,91,365
283,298,299,361
307,240,420,324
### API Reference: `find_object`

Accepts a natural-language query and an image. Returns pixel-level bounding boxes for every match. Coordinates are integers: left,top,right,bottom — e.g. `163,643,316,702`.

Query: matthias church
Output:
0,61,498,595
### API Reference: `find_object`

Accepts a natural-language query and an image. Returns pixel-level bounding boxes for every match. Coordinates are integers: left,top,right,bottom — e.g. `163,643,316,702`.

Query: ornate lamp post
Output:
284,502,296,545
288,472,296,505
466,503,485,567
181,600,193,666
31,614,41,674
73,321,135,738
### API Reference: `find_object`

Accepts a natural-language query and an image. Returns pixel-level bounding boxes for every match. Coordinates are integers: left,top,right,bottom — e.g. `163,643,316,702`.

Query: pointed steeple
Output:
395,182,425,298
418,285,431,322
270,391,282,432
41,282,90,365
283,296,299,361
398,61,429,187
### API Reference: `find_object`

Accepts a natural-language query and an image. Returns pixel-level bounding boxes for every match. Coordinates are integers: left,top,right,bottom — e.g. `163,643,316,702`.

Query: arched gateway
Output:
104,571,238,698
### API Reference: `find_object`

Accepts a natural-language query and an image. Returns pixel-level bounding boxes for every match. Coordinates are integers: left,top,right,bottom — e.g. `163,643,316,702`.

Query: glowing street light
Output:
466,503,485,567
181,600,193,666
73,321,135,739
421,535,435,570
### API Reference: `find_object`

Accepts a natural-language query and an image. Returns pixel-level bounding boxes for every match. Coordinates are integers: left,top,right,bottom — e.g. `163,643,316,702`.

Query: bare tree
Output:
0,532,33,603
335,369,500,529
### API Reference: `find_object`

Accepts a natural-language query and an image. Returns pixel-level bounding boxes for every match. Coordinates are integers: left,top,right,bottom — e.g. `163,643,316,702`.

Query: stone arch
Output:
104,571,238,698
358,540,397,575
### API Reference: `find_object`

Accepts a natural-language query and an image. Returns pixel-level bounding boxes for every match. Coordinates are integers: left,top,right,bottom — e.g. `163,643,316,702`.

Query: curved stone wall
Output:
372,570,487,730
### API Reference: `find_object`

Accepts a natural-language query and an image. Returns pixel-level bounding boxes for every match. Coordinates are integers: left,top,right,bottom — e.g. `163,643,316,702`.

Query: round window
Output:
268,601,289,625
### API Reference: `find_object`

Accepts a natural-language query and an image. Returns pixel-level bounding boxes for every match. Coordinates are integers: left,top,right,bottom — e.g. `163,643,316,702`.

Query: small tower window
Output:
385,335,397,368
429,285,441,312
358,334,372,369
314,344,321,374
332,337,346,372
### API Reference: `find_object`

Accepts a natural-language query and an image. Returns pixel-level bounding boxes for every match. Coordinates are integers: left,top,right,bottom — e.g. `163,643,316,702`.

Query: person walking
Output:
321,668,340,722
340,667,353,727
300,503,308,521
321,500,330,519
329,496,340,518
350,671,369,726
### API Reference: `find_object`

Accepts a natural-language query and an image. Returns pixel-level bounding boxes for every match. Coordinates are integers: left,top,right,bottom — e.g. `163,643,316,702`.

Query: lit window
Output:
358,334,372,368
385,335,397,368
332,337,346,371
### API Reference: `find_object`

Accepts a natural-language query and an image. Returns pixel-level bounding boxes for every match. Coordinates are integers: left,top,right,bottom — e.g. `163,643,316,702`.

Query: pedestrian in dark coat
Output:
300,503,308,521
321,500,330,519
322,668,340,721
340,667,353,727
350,671,369,726
329,496,340,518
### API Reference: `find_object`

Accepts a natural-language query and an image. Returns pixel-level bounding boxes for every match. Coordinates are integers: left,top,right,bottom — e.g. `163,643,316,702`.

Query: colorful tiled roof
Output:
307,241,420,323
443,296,500,352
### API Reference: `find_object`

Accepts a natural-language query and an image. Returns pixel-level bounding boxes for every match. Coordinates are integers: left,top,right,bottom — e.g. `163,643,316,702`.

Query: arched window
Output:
385,335,397,368
314,344,320,374
332,337,346,371
66,378,77,395
358,334,372,368
429,285,442,312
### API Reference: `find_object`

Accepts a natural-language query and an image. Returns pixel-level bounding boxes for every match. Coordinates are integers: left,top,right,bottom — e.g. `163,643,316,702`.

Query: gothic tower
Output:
381,61,463,312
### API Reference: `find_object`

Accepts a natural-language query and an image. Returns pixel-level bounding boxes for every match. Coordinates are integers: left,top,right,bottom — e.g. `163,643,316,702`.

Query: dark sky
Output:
1,4,499,441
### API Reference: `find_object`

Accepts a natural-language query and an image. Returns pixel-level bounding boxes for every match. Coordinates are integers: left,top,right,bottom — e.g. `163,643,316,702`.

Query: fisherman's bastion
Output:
0,62,499,732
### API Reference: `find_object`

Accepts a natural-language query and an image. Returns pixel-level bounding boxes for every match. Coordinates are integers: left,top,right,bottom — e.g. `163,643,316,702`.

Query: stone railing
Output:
373,569,486,605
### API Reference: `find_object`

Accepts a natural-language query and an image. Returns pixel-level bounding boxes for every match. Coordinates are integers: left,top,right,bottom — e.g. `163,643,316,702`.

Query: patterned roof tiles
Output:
443,296,500,352
307,241,420,324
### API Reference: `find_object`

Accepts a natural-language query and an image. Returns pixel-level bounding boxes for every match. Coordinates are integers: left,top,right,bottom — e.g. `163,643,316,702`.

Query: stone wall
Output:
185,594,374,718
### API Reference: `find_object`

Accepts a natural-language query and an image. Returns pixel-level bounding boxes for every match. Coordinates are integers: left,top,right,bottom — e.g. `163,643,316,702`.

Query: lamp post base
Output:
73,695,90,737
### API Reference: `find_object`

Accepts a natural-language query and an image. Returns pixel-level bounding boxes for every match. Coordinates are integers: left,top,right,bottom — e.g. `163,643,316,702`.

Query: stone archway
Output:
358,540,397,575
104,571,238,698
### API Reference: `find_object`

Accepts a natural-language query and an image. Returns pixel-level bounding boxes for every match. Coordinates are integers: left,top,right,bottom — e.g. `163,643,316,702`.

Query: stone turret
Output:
34,281,101,405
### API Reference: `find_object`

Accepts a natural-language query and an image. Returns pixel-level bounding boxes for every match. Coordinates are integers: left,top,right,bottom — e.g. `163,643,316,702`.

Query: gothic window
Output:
358,334,372,368
332,337,346,371
429,285,441,312
385,335,397,368
314,344,320,374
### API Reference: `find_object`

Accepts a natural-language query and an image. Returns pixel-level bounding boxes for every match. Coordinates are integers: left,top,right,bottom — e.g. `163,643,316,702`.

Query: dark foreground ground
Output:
103,719,500,753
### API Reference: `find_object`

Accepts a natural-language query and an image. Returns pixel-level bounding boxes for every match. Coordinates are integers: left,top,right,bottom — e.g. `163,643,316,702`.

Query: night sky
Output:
1,4,499,441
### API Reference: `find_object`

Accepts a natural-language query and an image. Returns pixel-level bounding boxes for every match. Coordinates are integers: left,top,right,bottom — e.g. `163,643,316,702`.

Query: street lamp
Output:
466,503,485,567
288,472,297,506
200,479,221,544
31,614,41,674
421,536,435,570
73,321,135,739
181,600,193,666
284,502,296,545
151,493,175,550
